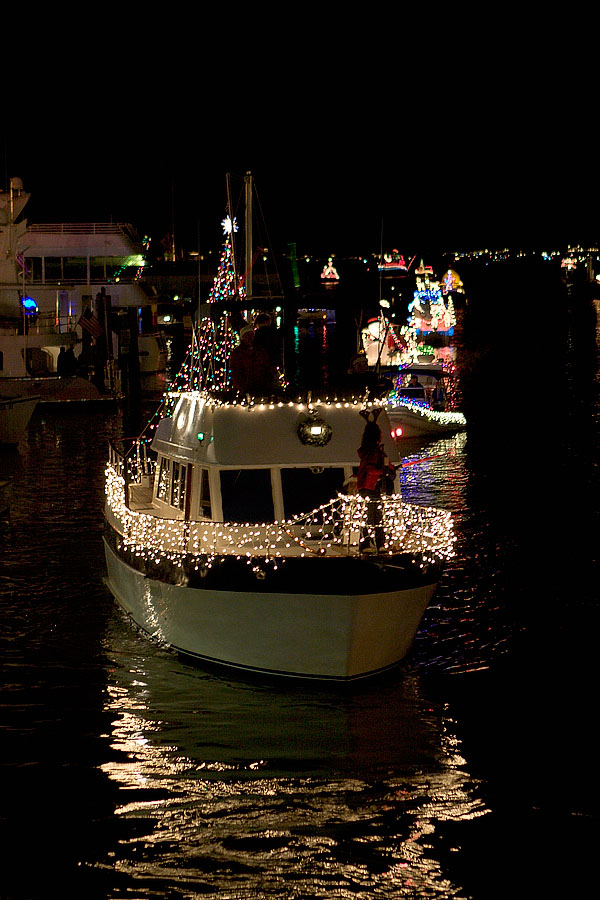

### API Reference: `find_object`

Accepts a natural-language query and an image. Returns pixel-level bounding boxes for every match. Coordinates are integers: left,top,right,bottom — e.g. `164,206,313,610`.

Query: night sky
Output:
3,23,596,260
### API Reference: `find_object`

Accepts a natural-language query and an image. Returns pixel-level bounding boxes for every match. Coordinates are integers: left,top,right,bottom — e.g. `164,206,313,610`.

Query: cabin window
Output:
197,468,211,518
25,257,42,281
156,456,171,502
62,257,87,281
281,467,345,519
90,258,106,280
105,260,122,280
44,257,62,280
171,462,187,510
220,469,274,524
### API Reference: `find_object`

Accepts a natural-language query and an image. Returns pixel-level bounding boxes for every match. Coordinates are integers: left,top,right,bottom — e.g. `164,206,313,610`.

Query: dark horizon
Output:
4,86,598,261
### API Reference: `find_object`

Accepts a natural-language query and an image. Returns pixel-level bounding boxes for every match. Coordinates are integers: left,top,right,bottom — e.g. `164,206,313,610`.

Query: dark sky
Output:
3,24,596,260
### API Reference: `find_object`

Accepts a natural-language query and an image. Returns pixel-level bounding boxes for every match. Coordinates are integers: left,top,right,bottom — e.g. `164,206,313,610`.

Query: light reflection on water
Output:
96,616,487,898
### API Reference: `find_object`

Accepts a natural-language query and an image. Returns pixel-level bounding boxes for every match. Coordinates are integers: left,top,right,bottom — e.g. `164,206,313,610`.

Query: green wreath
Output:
296,412,333,446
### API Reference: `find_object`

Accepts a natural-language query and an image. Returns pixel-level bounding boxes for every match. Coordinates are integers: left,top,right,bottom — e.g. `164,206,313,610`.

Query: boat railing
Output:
1,312,79,337
108,438,156,501
27,222,143,245
105,459,455,563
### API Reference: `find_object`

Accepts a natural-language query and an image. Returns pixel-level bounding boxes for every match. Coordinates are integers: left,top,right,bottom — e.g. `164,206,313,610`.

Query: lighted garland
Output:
387,397,467,427
105,463,456,575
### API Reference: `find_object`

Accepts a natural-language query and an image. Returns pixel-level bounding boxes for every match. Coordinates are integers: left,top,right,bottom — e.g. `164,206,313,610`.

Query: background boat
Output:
0,393,39,445
0,178,166,403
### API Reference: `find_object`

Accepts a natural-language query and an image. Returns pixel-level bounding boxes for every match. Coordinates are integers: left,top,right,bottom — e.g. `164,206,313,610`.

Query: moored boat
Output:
0,393,39,445
0,176,164,403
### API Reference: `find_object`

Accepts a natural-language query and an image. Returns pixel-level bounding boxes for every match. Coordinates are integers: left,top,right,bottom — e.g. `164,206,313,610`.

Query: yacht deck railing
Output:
105,444,455,565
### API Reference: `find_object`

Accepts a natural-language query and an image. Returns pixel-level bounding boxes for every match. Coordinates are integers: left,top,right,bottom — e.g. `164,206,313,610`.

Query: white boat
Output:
103,174,455,681
0,176,165,401
103,392,455,681
385,363,466,439
0,393,39,445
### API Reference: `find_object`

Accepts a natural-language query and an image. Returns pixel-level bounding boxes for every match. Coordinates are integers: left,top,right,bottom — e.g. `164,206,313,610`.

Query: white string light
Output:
105,462,456,574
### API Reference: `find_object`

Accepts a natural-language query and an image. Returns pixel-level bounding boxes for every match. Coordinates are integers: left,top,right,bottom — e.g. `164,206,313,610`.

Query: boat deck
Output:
119,481,451,562
124,480,358,557
127,482,156,513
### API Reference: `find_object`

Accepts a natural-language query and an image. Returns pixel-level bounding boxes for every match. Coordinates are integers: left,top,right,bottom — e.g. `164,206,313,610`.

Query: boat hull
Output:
103,536,437,681
0,376,113,405
387,407,466,438
0,394,39,445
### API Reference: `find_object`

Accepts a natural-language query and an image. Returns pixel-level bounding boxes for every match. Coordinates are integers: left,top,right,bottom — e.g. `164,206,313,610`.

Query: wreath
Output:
296,412,333,446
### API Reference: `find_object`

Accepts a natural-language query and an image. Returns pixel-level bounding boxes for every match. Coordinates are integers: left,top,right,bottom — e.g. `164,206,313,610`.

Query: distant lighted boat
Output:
385,363,466,439
408,265,456,342
440,268,465,297
361,317,402,367
360,317,441,371
378,250,412,276
320,257,340,283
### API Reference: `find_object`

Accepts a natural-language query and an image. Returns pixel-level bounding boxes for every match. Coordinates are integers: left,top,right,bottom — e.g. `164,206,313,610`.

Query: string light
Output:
387,397,467,428
105,448,456,578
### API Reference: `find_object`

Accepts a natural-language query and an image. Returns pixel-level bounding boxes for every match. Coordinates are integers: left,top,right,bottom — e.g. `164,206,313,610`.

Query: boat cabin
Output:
393,364,451,403
148,394,400,525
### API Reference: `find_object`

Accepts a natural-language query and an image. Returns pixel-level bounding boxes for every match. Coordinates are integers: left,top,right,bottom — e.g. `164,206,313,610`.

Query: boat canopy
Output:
151,393,401,468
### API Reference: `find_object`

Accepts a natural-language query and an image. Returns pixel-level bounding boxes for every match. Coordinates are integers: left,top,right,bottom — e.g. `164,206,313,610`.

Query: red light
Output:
392,427,403,438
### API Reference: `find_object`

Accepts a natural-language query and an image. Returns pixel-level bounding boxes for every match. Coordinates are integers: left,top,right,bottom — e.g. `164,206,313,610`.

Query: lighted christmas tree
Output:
194,215,244,390
207,216,246,305
165,215,244,403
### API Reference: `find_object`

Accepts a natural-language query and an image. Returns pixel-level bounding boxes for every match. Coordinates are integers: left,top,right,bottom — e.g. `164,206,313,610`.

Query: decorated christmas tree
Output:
172,215,244,397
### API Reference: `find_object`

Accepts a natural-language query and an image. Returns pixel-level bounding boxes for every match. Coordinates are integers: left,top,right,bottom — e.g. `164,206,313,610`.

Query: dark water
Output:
1,260,598,899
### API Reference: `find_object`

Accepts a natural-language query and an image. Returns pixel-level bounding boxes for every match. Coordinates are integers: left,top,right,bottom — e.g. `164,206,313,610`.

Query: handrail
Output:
0,312,79,336
105,461,456,564
27,222,139,236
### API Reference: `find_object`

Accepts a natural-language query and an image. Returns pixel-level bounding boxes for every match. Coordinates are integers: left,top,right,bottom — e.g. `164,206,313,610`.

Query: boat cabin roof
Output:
152,392,400,468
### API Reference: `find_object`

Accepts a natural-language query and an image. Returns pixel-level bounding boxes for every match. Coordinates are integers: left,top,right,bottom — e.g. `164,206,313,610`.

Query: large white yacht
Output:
0,177,165,401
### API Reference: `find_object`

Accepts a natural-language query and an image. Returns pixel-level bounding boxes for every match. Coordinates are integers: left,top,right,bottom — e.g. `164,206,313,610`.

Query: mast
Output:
244,171,253,304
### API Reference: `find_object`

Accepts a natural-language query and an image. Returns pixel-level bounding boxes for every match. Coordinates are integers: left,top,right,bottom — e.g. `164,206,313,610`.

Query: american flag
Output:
16,251,29,276
78,309,103,338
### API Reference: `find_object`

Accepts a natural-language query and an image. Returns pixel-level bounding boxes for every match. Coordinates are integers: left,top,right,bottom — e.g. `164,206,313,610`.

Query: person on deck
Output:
229,325,275,395
56,346,68,376
64,346,77,376
356,419,387,552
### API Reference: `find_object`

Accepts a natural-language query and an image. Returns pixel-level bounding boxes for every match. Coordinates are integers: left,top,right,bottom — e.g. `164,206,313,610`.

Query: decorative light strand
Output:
105,462,456,576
